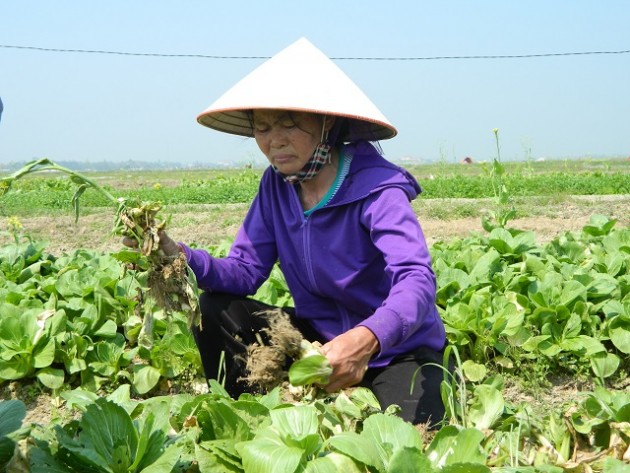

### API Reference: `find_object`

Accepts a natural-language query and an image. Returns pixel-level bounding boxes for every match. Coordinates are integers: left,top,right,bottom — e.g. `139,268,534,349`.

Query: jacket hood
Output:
333,141,422,205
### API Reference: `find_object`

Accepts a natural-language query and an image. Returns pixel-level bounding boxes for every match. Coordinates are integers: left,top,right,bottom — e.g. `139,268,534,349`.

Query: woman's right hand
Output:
156,231,183,257
122,230,183,257
320,326,379,393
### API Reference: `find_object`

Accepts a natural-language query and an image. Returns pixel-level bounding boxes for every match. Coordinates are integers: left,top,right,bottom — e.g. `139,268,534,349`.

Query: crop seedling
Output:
0,159,201,342
482,128,517,232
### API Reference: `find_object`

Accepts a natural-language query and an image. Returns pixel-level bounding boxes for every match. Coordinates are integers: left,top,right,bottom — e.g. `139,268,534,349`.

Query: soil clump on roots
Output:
241,309,304,392
147,252,194,315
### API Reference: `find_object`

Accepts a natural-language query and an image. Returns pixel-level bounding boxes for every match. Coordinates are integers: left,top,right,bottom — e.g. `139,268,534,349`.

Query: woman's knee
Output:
199,292,236,317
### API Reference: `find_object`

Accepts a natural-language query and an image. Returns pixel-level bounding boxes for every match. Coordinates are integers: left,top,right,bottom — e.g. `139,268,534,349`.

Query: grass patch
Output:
2,158,628,219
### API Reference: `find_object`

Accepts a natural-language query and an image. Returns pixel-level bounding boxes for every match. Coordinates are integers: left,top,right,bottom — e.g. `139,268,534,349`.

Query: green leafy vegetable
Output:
30,398,181,472
0,400,26,470
288,340,333,386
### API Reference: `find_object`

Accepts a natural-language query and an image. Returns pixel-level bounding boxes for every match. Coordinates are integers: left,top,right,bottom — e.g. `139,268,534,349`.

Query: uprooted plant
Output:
0,158,201,344
241,309,333,395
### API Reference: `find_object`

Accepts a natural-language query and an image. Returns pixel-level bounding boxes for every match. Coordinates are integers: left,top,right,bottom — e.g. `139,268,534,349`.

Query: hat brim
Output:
197,106,397,142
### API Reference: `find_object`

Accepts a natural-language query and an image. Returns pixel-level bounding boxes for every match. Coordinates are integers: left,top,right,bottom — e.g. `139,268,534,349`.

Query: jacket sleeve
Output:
356,187,438,354
181,182,279,295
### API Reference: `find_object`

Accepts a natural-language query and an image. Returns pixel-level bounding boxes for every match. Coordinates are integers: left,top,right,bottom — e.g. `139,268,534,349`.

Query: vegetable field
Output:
1,158,629,472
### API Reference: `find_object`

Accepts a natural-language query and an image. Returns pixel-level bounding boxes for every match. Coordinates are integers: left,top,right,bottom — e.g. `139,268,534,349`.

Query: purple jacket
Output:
182,141,445,367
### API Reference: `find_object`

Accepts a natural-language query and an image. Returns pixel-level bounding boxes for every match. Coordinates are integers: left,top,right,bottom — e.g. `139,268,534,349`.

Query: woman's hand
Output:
121,230,182,257
320,326,380,393
155,231,183,257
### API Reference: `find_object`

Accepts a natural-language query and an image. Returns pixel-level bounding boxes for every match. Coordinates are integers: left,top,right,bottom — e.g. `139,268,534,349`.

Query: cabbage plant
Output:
288,340,333,386
0,400,26,471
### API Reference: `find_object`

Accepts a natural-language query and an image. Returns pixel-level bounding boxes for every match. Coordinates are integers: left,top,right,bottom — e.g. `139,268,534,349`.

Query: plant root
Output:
240,309,304,392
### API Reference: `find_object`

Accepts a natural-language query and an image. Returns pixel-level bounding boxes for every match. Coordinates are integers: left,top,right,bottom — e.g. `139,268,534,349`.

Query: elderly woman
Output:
159,38,447,426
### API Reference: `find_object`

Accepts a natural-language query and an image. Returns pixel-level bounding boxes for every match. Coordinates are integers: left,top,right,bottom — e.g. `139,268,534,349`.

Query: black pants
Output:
192,292,448,426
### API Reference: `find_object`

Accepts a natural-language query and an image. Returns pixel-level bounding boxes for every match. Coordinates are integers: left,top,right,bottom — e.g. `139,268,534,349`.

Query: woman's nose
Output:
268,127,287,147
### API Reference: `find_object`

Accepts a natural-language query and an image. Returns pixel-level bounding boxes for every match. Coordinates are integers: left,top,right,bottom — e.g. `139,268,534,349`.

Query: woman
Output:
157,38,447,426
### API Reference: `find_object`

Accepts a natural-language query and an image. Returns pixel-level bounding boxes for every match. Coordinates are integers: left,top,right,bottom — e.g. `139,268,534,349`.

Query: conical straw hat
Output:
197,38,397,141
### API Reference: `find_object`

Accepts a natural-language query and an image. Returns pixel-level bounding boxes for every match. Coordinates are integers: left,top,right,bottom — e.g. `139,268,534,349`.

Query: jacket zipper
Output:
301,217,320,293
293,186,320,294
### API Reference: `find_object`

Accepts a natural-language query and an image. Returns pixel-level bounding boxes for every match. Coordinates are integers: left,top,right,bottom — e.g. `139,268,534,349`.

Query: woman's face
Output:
253,110,325,175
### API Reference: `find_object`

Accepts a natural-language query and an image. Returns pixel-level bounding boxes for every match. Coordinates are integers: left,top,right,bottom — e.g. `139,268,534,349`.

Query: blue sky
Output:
1,1,629,167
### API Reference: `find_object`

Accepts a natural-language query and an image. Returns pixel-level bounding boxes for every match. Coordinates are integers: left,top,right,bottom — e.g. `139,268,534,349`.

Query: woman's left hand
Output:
320,326,379,392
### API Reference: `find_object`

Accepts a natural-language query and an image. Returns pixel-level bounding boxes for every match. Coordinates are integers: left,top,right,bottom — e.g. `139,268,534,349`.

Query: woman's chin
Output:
274,163,301,175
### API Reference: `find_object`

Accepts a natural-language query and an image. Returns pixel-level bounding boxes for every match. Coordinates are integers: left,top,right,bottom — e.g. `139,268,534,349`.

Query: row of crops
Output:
0,164,628,216
1,212,628,471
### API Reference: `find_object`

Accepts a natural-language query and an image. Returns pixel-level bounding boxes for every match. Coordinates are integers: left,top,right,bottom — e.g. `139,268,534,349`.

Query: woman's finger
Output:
121,236,139,248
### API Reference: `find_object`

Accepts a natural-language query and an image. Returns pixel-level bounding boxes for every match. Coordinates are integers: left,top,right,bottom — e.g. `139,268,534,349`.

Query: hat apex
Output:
197,38,396,142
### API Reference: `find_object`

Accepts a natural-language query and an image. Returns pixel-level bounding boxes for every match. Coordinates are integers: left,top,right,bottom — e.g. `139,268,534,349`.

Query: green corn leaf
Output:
71,183,88,222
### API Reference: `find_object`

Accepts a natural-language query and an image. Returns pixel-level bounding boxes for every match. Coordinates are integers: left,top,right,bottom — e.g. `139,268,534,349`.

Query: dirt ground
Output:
2,195,629,429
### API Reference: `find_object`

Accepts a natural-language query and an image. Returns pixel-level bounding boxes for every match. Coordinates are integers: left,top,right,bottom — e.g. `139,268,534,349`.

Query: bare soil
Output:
6,195,630,256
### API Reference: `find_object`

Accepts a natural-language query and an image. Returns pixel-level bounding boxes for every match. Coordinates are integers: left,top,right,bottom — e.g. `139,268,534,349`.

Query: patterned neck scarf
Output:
274,141,333,184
